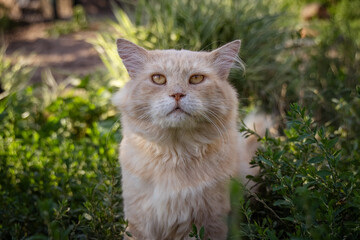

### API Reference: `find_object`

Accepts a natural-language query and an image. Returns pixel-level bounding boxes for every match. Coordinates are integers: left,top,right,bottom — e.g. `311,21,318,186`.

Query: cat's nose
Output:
170,93,186,102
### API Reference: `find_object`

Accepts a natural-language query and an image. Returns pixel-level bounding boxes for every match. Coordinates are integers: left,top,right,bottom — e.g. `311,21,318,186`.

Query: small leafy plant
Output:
189,224,207,240
233,103,360,239
0,69,125,239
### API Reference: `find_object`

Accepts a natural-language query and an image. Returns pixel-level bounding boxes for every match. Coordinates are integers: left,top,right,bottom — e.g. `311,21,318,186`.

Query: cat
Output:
112,39,269,240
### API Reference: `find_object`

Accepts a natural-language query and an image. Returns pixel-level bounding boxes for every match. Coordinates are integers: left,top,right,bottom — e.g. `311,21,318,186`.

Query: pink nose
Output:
170,93,186,102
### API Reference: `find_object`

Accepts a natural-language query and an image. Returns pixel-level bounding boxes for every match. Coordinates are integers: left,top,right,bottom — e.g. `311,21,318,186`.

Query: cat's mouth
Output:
167,106,190,116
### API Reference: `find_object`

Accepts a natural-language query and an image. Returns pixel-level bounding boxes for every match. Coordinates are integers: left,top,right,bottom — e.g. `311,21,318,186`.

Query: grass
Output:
46,5,88,37
1,0,360,239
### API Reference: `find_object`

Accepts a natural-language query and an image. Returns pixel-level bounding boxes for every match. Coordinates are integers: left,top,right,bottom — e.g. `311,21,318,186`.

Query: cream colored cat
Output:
113,39,267,240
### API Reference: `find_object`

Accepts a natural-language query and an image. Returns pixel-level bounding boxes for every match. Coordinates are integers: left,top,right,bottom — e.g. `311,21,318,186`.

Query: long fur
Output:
113,39,268,239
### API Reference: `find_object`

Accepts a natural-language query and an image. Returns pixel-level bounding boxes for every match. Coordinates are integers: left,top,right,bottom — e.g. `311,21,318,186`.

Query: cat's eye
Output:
189,75,205,84
151,74,166,85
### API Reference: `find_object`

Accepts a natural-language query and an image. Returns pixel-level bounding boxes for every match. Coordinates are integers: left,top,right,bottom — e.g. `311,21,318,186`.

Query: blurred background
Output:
1,0,359,239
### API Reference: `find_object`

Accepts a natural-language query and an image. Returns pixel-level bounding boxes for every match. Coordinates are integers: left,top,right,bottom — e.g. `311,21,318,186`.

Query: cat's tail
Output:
237,113,274,189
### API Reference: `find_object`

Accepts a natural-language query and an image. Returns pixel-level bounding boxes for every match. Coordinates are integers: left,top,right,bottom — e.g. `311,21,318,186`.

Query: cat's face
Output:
113,39,241,131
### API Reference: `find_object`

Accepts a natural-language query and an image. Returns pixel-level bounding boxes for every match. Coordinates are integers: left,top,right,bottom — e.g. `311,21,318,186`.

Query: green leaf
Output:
308,156,324,164
189,224,197,237
295,186,308,194
282,216,296,223
272,185,286,191
257,155,273,166
317,170,332,178
273,150,284,161
327,137,338,149
273,199,292,207
199,226,205,240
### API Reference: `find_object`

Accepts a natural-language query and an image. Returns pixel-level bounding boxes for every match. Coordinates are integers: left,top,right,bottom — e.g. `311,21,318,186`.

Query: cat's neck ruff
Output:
121,123,239,188
122,114,234,150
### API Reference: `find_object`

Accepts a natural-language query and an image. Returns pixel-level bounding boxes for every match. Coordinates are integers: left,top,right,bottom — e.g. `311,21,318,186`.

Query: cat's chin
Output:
157,111,197,129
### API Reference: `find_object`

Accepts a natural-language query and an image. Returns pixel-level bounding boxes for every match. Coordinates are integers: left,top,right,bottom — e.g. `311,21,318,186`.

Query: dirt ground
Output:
4,20,105,82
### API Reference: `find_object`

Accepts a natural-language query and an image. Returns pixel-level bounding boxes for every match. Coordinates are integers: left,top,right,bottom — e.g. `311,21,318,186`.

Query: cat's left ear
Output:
116,38,148,79
210,40,241,80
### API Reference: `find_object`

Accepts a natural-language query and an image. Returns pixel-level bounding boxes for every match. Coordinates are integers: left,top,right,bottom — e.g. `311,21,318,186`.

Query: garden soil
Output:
4,21,104,83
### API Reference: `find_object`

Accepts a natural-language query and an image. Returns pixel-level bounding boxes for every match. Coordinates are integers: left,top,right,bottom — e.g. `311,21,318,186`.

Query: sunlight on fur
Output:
112,39,270,239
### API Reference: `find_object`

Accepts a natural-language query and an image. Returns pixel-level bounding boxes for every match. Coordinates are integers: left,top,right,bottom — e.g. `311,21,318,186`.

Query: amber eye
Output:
151,74,166,85
189,75,205,84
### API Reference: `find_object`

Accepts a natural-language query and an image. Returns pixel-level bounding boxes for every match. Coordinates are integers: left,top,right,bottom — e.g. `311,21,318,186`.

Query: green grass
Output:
1,0,360,239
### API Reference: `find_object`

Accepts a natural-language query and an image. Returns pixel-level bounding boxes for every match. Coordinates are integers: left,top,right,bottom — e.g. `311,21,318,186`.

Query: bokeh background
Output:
1,0,359,239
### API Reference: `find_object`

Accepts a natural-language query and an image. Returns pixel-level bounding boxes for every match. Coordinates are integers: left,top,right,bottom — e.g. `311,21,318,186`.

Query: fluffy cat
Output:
113,39,267,240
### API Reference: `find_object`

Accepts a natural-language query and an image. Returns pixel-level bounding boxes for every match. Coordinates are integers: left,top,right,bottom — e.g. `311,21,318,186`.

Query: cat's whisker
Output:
199,112,226,145
202,100,233,111
206,110,230,142
202,115,223,141
130,107,152,120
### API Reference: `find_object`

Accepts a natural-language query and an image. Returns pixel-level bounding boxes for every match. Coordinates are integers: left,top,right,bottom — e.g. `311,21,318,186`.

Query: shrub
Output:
0,70,126,239
1,0,360,239
232,103,360,239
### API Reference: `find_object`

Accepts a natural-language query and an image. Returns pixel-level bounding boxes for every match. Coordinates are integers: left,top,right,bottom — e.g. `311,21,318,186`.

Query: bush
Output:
232,103,360,239
0,70,126,239
1,0,360,239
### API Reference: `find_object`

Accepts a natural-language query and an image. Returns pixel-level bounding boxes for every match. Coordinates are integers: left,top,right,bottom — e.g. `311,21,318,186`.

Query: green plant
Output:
189,224,206,240
47,5,88,37
2,1,360,238
0,71,126,239
233,103,360,239
0,3,18,33
0,47,34,100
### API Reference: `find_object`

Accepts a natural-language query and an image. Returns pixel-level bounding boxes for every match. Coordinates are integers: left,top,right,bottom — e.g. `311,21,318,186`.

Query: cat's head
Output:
113,39,241,134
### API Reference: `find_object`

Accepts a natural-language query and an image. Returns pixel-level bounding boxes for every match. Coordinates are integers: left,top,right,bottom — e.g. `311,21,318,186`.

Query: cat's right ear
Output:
116,39,148,78
210,40,242,80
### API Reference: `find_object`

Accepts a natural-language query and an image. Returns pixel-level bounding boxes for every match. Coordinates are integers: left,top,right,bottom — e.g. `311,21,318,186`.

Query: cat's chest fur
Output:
119,132,237,239
120,132,238,187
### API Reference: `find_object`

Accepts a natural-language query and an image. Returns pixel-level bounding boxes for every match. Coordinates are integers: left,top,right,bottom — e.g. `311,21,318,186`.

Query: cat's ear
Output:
116,38,148,78
210,40,241,80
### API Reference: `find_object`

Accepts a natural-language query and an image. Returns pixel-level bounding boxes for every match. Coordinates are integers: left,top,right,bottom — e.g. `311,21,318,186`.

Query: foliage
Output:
0,69,125,239
0,47,34,100
47,5,88,37
189,224,206,240
0,3,17,32
234,103,360,239
1,0,360,239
